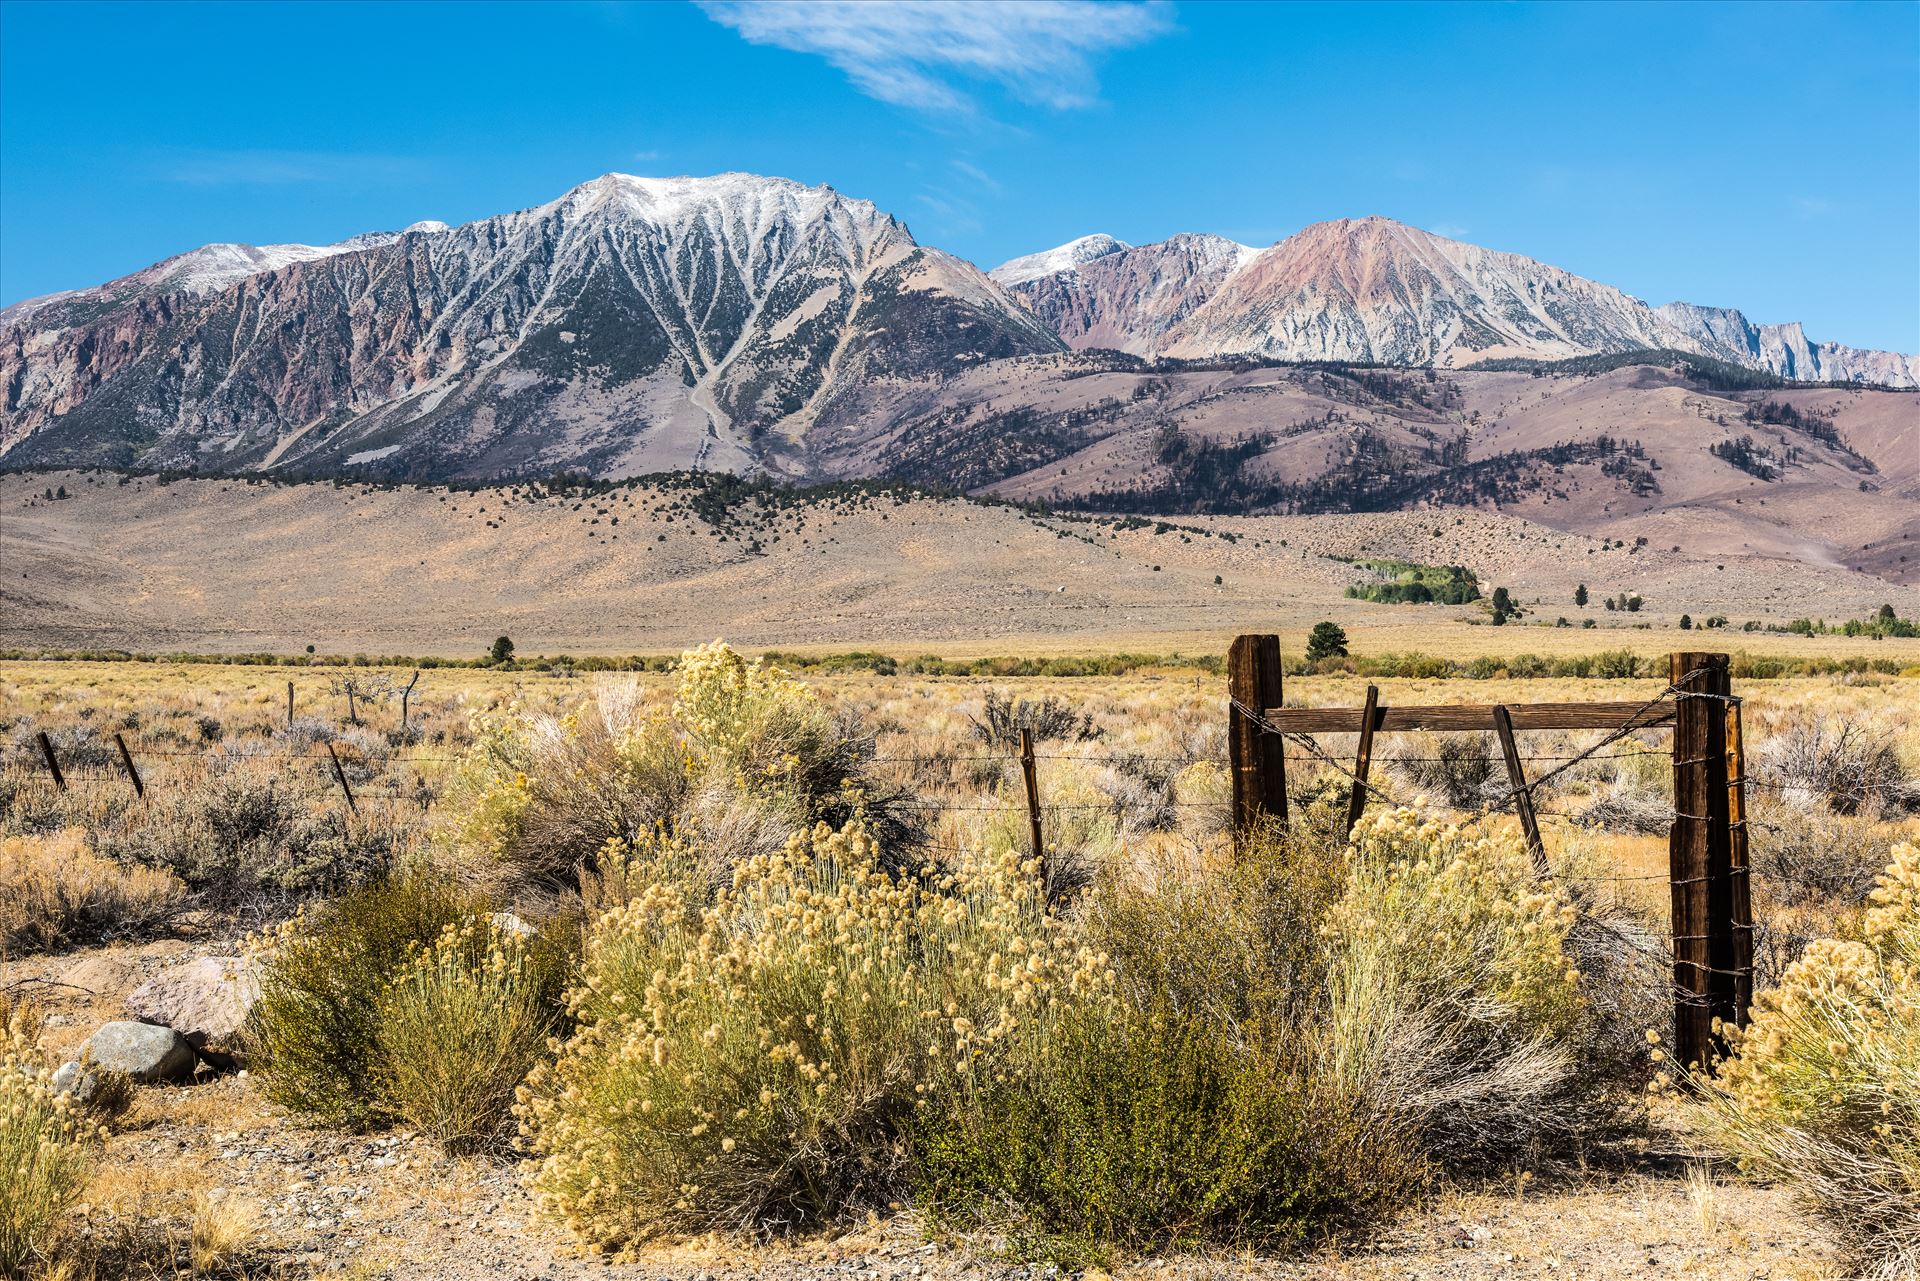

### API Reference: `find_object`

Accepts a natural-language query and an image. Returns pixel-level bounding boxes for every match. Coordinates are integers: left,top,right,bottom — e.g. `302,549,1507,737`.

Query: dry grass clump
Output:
375,918,558,1153
519,818,1110,1248
1754,717,1916,816
0,829,184,952
0,996,101,1276
1319,810,1593,1164
446,643,917,898
1688,841,1920,1279
1386,734,1501,809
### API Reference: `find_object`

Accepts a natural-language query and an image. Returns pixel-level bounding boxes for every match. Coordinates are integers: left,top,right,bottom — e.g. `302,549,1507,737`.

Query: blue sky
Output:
3,0,1915,351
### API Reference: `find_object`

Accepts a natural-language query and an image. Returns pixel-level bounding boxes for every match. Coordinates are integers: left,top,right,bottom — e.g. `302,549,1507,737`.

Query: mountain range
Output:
2,171,1914,485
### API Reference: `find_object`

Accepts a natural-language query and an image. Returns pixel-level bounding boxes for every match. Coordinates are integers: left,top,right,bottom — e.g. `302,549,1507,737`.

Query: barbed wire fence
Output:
3,643,1899,1065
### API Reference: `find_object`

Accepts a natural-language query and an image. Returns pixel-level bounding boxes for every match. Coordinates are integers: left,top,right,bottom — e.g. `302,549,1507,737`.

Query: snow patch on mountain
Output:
989,234,1131,286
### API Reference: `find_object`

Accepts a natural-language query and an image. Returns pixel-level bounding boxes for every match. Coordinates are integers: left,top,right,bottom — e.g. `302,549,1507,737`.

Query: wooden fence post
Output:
323,740,357,815
1669,651,1735,1069
400,670,420,734
1491,704,1549,878
1227,634,1287,847
113,732,145,800
1725,696,1755,1026
36,731,65,791
1342,684,1379,840
287,681,295,728
1019,729,1044,864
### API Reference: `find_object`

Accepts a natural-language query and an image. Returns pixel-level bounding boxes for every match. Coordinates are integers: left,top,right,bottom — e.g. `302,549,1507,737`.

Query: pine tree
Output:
1305,621,1349,660
1574,583,1589,606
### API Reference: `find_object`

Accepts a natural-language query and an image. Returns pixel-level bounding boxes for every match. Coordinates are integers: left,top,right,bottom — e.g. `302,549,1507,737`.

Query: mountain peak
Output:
988,233,1131,285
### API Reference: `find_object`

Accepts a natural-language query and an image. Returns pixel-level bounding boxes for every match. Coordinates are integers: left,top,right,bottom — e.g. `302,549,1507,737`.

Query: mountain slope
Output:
999,217,1917,386
1,173,1060,479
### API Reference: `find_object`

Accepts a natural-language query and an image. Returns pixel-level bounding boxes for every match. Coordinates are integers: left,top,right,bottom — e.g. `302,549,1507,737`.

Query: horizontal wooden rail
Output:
1259,700,1676,734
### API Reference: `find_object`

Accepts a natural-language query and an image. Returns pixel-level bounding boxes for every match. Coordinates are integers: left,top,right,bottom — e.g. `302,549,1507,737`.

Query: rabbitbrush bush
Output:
518,818,1112,1248
1,998,100,1276
1689,841,1920,1279
1319,809,1593,1163
446,642,916,896
375,917,560,1153
916,824,1412,1262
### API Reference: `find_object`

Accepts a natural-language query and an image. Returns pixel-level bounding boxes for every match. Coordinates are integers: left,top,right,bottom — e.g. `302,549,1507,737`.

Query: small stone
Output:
80,1021,196,1083
489,911,536,938
51,1060,99,1102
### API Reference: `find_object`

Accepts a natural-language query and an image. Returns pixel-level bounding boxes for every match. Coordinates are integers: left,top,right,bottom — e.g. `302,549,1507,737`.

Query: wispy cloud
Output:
153,149,425,187
697,0,1173,113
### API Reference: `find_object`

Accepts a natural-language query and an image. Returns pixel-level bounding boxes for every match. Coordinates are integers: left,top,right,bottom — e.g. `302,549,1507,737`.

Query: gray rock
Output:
126,955,260,1066
81,1021,197,1083
488,911,535,939
51,1059,99,1102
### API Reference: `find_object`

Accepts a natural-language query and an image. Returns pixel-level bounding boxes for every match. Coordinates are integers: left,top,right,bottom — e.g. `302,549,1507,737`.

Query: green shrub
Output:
917,832,1407,1262
248,871,484,1128
519,820,1108,1247
1688,842,1919,1279
375,918,557,1153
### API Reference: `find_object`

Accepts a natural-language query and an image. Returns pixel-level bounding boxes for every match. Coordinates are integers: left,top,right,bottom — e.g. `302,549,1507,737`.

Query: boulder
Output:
126,956,260,1067
489,911,536,939
80,1021,196,1083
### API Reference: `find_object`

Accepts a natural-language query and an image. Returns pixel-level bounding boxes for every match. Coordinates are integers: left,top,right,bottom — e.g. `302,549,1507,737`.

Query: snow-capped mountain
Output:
986,234,1130,287
1,173,1059,477
998,216,1918,385
4,179,1913,485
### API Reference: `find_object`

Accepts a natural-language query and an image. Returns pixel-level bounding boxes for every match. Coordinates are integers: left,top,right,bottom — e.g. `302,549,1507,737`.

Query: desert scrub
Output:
1688,841,1919,1279
1318,809,1592,1163
446,643,916,896
0,828,184,952
519,818,1111,1248
1,999,101,1275
243,868,568,1129
917,829,1409,1262
375,918,558,1153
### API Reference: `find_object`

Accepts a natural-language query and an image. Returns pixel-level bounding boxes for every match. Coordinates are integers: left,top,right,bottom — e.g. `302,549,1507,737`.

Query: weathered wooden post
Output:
287,680,295,729
1669,651,1736,1069
1491,704,1549,877
113,732,145,800
1227,634,1287,848
1019,728,1044,865
1725,695,1755,1025
400,670,420,734
36,731,65,791
323,740,357,816
1342,684,1379,840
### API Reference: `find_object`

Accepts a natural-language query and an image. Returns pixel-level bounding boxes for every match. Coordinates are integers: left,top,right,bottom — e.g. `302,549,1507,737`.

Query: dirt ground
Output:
4,471,1916,660
10,939,1844,1281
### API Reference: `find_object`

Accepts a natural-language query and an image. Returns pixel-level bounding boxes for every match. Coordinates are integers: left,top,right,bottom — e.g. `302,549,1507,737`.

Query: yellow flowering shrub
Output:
1691,841,1919,1278
375,918,559,1154
518,818,1111,1247
1319,808,1588,1159
1,999,100,1274
444,643,909,895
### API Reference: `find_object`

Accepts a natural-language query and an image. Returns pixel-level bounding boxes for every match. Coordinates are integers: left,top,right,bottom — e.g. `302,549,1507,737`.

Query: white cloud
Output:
697,0,1172,113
